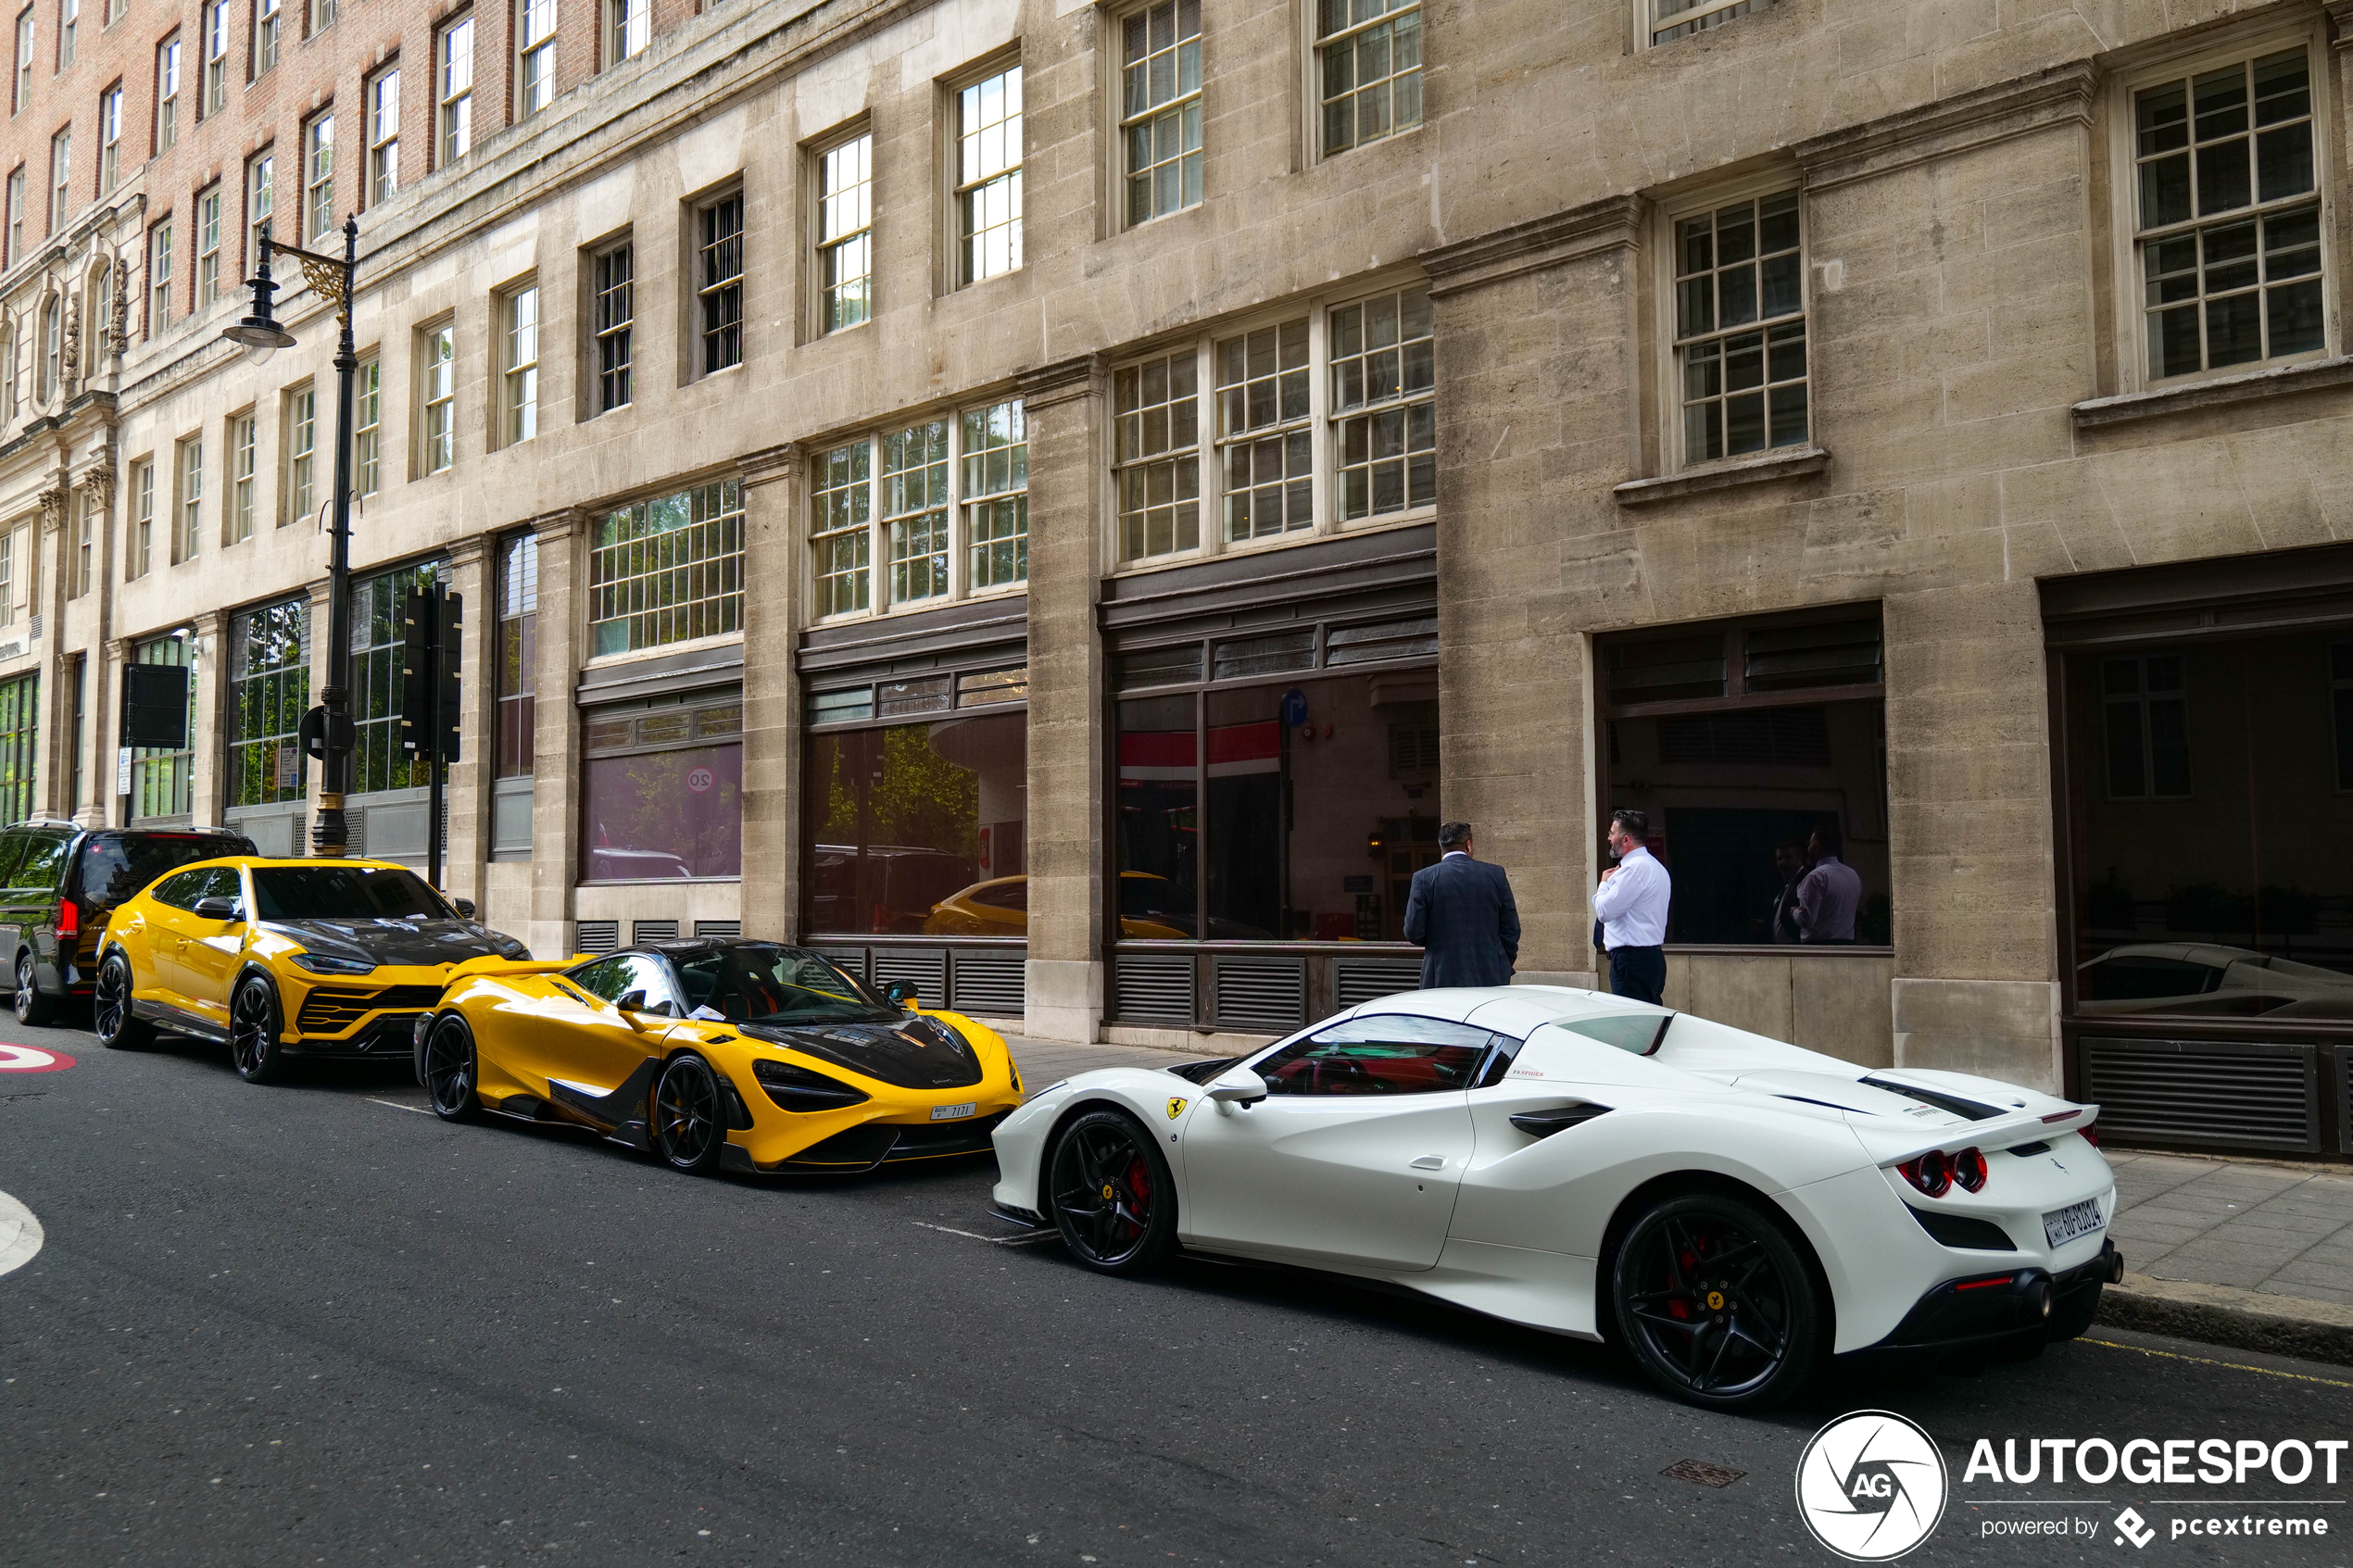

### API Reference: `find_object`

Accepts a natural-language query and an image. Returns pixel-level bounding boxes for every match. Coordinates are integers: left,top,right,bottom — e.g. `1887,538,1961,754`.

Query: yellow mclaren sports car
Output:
411,935,1026,1176
92,856,535,1085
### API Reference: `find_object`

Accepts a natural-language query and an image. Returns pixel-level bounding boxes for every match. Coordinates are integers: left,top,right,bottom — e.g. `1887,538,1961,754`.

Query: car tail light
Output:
1951,1147,1988,1193
2078,1123,2101,1149
1898,1149,1953,1198
57,900,78,937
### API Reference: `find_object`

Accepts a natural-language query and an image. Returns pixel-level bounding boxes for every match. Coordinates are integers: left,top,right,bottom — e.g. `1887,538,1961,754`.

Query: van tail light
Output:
1951,1147,1988,1193
57,900,79,938
1898,1149,1953,1198
2078,1123,2101,1149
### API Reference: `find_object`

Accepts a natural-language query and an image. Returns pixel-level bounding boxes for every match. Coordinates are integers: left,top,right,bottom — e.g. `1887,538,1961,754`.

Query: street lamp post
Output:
223,217,359,856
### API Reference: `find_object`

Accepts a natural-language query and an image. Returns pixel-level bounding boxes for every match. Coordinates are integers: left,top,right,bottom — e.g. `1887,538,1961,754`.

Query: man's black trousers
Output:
1608,945,1667,1007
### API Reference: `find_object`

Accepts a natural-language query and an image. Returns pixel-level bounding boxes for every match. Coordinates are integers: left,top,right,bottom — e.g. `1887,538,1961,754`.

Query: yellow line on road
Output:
2082,1337,2353,1390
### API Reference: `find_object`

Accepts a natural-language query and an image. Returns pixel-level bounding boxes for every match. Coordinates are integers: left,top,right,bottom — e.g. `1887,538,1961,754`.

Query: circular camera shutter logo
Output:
1794,1410,1948,1562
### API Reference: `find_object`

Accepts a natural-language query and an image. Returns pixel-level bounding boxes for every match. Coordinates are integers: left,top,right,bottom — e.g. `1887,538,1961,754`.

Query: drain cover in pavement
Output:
1661,1459,1745,1488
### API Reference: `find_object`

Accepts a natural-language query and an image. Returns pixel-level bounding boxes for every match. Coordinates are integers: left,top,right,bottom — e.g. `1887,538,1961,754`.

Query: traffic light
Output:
399,586,463,763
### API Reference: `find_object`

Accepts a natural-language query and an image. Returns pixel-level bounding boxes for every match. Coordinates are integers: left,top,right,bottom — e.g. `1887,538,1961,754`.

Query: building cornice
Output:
1422,194,1646,298
1014,355,1101,414
737,443,802,489
1793,62,2097,192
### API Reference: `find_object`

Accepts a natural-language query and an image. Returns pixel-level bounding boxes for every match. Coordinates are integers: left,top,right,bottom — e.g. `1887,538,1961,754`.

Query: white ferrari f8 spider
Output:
990,986,2121,1411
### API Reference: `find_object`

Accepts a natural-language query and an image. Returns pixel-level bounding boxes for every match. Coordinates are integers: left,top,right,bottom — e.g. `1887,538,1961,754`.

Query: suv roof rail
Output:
12,815,82,829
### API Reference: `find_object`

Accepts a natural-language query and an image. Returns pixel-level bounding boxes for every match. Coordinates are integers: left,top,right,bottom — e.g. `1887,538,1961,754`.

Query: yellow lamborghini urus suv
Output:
94,857,534,1084
413,936,1025,1176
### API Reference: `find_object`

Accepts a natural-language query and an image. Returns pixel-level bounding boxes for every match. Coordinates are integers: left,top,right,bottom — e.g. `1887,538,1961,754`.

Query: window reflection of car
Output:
2078,943,2353,1019
585,847,697,881
812,845,977,935
923,871,1272,940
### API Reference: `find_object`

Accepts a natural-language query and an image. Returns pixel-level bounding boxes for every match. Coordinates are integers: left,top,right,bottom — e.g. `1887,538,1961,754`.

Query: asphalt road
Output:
4,1017,2348,1568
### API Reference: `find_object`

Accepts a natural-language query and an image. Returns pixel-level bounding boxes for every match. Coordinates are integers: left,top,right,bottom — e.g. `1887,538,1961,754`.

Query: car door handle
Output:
1409,1155,1446,1171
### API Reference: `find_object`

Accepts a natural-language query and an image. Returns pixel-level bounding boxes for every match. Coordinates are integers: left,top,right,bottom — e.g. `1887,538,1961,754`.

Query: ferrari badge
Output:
1166,1097,1189,1120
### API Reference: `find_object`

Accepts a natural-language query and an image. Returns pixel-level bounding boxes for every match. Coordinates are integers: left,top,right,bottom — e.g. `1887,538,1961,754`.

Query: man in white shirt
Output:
1794,822,1864,943
1591,808,1671,1005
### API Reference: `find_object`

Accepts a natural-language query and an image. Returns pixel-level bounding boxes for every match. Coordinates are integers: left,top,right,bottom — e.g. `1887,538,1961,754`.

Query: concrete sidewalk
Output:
996,1035,2353,1365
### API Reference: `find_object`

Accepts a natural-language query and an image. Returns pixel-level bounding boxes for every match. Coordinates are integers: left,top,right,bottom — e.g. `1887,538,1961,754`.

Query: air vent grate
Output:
1336,960,1421,1009
950,950,1026,1018
812,946,868,981
873,948,949,1010
2082,1037,2318,1153
694,921,741,938
574,920,620,955
1114,954,1195,1025
632,920,679,945
1214,959,1306,1035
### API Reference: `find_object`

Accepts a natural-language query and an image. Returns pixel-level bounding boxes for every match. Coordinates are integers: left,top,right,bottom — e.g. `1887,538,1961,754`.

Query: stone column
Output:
188,607,229,825
1421,197,1647,988
737,444,799,942
1015,355,1105,1043
526,508,584,960
441,532,492,904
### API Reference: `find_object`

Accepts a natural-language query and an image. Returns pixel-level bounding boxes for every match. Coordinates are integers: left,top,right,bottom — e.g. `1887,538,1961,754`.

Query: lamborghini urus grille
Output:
297,985,447,1033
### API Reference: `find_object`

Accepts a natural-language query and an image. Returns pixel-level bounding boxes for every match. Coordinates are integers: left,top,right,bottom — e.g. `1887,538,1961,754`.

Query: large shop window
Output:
1596,608,1890,946
588,479,743,658
348,562,446,797
1114,616,1440,941
580,689,742,883
225,599,309,809
130,632,195,821
2060,628,2353,1021
802,668,1027,935
0,670,34,823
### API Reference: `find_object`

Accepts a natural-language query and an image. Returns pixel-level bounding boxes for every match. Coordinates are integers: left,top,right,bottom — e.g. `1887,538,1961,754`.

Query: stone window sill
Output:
2071,356,2353,430
1613,446,1831,506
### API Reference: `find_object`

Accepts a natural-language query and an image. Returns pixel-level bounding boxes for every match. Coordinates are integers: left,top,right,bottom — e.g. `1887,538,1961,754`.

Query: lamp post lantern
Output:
224,217,360,856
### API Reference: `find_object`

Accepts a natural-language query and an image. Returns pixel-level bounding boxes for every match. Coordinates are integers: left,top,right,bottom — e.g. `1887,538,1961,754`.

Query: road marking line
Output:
2082,1336,2353,1390
912,1221,1058,1247
0,1190,44,1277
366,1098,435,1116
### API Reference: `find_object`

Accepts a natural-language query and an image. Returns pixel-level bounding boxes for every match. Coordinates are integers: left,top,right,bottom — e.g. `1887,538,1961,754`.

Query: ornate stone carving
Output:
37,485,66,533
59,296,81,385
107,254,130,360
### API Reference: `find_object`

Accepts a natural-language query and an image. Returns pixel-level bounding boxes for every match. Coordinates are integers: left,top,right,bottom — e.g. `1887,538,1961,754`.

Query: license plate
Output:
2043,1198,2104,1249
930,1102,976,1122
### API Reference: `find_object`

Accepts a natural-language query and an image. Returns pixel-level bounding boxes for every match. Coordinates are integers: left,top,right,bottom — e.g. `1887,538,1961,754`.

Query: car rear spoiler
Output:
445,955,583,983
1858,1104,2101,1167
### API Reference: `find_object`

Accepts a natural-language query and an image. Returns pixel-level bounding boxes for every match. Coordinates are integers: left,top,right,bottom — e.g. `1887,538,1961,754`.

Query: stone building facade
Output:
3,0,2350,1156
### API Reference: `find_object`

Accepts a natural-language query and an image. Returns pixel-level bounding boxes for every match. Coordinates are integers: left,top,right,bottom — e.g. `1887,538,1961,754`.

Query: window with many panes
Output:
173,434,201,561
606,0,643,65
199,0,225,115
1330,283,1434,519
130,457,152,576
437,17,472,165
516,0,553,116
349,562,444,795
98,83,120,190
1669,189,1807,464
195,182,220,304
11,8,30,113
1120,0,1200,225
592,239,631,412
253,0,277,73
811,398,1030,619
1216,319,1310,539
226,599,308,808
1114,350,1200,561
2131,44,2325,382
227,411,255,542
58,0,73,67
502,282,537,445
495,532,535,776
284,384,314,521
303,113,333,242
697,193,740,374
130,633,193,818
4,167,19,267
814,132,870,332
245,151,271,266
352,355,379,494
71,489,90,595
46,127,67,232
155,36,179,151
418,320,453,472
146,217,170,332
956,63,1022,285
1316,1,1420,157
366,68,397,204
1645,0,1774,47
586,479,742,656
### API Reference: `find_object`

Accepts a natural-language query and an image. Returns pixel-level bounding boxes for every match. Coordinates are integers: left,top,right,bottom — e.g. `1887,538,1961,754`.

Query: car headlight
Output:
752,1059,870,1112
290,951,378,976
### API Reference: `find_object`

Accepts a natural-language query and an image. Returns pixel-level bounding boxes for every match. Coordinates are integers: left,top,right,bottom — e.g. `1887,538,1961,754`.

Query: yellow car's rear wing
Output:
445,954,585,984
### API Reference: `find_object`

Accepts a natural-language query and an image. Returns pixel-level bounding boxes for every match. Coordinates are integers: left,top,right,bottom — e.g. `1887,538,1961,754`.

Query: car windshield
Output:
76,835,250,906
672,946,899,1025
251,865,452,922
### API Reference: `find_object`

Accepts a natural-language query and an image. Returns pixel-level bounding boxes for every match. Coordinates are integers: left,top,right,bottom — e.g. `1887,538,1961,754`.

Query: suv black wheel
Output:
94,952,152,1050
653,1054,725,1173
421,1014,483,1123
1047,1109,1177,1275
13,952,56,1026
230,974,290,1085
1608,1191,1825,1411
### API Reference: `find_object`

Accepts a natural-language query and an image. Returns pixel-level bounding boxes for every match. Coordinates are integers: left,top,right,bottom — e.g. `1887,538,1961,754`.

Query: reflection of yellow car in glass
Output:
924,872,1275,940
93,857,534,1084
413,936,1025,1175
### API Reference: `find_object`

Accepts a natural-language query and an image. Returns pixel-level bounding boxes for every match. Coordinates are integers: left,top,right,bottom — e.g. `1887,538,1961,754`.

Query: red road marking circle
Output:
0,1043,75,1073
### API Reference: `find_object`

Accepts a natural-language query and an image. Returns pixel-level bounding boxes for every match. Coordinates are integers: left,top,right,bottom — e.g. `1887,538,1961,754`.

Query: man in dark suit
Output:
1403,821,1521,989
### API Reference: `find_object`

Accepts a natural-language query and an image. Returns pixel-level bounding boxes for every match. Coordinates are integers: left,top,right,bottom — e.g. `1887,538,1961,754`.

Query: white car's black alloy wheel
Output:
1613,1194,1820,1410
1048,1110,1173,1272
654,1055,724,1173
422,1015,482,1123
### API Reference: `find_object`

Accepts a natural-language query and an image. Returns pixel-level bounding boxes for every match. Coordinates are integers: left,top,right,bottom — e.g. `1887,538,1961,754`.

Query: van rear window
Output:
75,836,255,906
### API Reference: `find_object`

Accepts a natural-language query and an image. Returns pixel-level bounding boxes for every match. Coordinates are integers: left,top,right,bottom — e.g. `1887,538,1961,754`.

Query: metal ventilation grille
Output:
2082,1037,2319,1153
695,921,741,937
1114,954,1195,1025
873,948,950,1010
345,809,363,857
950,951,1026,1018
813,946,868,981
1215,959,1306,1035
1336,960,1420,1009
574,921,620,955
633,920,679,944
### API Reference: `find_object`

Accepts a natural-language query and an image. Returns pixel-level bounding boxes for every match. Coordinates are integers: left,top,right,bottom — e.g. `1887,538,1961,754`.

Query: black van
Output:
0,821,258,1023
